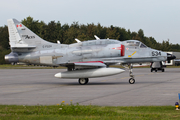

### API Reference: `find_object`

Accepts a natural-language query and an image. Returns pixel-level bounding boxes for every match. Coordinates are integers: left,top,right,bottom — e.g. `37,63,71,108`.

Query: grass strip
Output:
0,103,179,120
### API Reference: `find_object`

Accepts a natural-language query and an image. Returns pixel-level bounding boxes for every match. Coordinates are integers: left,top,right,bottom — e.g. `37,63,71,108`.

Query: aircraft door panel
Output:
40,56,53,64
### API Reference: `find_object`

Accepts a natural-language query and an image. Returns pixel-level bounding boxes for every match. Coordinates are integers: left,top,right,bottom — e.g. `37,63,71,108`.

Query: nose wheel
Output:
129,63,135,84
129,78,135,84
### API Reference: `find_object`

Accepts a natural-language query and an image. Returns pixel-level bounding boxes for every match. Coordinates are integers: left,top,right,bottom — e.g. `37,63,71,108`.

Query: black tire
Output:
151,69,153,72
162,69,164,72
129,78,135,84
79,78,89,85
85,78,89,84
155,69,157,72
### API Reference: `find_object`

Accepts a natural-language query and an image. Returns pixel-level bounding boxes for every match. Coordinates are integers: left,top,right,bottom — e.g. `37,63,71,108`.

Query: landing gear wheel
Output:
128,63,135,84
155,69,157,72
162,69,164,72
151,69,153,72
129,78,135,84
78,78,89,85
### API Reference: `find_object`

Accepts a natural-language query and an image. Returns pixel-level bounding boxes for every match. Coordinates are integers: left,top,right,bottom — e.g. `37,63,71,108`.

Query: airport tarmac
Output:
0,68,180,106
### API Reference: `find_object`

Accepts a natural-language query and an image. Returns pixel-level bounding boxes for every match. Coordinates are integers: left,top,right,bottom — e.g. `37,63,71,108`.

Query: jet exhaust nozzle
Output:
4,52,19,63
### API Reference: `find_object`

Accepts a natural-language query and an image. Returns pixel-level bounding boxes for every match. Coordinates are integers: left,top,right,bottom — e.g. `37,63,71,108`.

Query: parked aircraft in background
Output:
5,19,176,85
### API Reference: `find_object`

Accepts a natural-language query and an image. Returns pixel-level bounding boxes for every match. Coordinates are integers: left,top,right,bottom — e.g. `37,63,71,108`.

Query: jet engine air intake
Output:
167,53,176,61
167,53,176,63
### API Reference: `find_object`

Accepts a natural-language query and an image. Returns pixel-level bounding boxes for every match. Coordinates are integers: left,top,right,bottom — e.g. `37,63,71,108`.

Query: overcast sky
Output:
1,0,180,44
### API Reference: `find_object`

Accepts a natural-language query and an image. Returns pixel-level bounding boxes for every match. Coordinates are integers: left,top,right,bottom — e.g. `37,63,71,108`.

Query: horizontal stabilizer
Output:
11,44,36,48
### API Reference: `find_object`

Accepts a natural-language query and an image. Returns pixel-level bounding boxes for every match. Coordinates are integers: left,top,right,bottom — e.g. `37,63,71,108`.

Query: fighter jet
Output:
5,19,176,85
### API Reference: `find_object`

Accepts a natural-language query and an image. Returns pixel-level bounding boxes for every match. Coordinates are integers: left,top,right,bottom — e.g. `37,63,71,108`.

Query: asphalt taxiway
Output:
0,68,180,106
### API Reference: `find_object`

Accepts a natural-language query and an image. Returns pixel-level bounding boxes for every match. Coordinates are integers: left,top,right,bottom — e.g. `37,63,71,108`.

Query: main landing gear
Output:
129,64,135,84
78,78,89,85
67,67,89,85
75,65,135,85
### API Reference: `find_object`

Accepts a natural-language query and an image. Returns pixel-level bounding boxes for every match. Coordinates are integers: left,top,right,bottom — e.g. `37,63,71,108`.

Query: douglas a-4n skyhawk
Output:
5,19,176,85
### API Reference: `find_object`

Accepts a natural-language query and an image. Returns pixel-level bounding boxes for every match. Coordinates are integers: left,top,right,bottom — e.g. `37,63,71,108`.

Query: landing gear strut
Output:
129,64,135,84
78,78,89,85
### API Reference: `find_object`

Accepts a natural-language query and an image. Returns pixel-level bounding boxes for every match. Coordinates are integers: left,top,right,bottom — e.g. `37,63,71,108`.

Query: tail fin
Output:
7,19,49,48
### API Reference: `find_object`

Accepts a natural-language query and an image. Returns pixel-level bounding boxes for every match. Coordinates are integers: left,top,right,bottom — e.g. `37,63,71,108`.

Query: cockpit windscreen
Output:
140,43,147,48
125,41,140,47
125,41,147,48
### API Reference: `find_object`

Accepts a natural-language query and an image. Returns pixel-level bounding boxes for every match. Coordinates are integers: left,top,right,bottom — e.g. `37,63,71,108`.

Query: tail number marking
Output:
42,45,52,48
152,51,161,56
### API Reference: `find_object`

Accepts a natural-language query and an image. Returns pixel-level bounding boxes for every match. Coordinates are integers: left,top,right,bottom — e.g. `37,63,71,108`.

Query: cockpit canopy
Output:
124,40,147,48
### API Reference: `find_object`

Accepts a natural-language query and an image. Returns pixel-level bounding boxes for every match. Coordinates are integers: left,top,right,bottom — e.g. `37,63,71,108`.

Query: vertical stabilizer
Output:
7,19,49,48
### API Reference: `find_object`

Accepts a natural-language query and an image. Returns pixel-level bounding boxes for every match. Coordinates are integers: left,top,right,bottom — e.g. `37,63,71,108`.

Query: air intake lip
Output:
167,53,176,60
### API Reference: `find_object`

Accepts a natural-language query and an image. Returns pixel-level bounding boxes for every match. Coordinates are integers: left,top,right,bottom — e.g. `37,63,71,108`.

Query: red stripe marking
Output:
112,47,122,50
112,45,125,56
121,44,125,56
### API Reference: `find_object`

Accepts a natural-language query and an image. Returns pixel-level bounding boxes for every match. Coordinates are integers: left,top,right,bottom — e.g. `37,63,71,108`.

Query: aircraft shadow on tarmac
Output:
33,81,170,86
34,81,128,86
151,68,180,73
162,71,180,73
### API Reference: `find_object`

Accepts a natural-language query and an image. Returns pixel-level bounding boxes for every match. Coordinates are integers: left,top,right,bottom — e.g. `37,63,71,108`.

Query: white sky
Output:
1,0,180,44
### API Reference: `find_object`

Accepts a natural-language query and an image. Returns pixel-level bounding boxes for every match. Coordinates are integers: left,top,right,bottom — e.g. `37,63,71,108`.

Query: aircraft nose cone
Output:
167,53,176,60
54,73,62,78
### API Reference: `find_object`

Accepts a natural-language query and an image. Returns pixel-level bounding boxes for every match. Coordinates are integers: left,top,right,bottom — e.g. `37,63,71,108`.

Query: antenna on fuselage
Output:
94,35,100,40
75,38,81,43
57,40,61,44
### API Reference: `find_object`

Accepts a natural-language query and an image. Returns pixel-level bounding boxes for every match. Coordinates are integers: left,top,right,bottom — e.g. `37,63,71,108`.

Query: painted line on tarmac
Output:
100,78,117,82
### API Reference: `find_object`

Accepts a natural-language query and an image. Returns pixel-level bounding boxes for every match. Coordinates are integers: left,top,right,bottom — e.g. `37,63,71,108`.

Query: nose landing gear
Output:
129,63,135,84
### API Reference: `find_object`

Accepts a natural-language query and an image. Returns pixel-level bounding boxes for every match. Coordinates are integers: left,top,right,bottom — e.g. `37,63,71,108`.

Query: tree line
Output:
0,16,180,64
